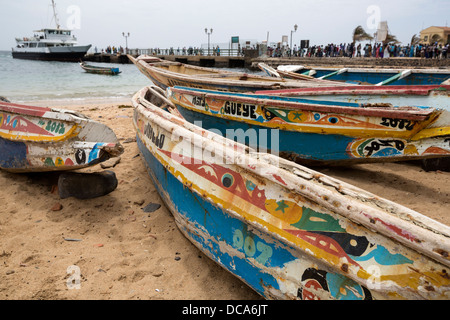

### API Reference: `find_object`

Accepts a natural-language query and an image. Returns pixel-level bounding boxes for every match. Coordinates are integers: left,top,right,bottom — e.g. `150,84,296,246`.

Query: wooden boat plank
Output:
256,85,450,97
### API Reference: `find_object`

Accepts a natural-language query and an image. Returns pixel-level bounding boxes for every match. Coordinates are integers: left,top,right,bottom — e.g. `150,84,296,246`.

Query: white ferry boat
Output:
11,1,91,62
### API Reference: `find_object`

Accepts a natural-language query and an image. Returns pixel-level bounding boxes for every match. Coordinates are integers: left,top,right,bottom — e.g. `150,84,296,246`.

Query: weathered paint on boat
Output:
132,85,450,300
0,101,124,172
256,85,450,114
168,86,450,165
268,64,450,86
128,55,346,93
80,62,121,75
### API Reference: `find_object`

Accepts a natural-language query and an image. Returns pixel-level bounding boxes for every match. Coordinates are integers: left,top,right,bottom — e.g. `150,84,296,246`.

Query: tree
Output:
410,34,420,46
352,25,374,43
383,33,400,46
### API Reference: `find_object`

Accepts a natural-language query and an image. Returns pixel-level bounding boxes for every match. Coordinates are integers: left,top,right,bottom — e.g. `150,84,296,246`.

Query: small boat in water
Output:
0,101,123,172
132,85,450,300
80,61,121,75
259,63,450,86
168,85,450,165
128,55,346,93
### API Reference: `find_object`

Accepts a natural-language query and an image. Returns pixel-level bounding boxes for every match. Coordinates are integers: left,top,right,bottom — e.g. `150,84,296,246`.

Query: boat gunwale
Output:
255,84,450,97
0,101,98,123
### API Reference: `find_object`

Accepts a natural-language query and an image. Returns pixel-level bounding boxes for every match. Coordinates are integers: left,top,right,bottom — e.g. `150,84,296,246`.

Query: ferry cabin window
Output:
38,43,45,47
29,43,37,47
47,30,70,35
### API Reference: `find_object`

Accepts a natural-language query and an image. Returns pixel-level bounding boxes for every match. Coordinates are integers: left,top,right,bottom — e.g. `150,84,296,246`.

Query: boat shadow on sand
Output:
317,160,449,208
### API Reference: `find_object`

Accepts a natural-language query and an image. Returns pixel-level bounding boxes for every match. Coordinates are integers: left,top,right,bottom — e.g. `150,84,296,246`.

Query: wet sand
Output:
0,100,448,300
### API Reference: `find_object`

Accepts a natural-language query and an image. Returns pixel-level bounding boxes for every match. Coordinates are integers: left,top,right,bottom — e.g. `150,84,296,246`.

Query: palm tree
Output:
381,33,401,57
383,33,400,46
352,25,374,43
410,34,420,46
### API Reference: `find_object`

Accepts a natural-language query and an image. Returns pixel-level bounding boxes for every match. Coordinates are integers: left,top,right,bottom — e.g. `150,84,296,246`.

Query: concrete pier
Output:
83,53,130,64
251,56,450,69
83,50,258,68
82,53,248,67
149,55,247,68
82,52,449,70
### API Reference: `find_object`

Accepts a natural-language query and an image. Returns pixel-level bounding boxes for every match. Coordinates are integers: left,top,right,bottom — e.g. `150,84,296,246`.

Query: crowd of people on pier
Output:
96,45,126,54
97,41,449,60
139,46,224,56
269,42,449,59
102,46,225,57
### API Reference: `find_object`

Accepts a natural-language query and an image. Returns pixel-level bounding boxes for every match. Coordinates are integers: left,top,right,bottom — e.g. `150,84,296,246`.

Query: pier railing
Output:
128,48,243,57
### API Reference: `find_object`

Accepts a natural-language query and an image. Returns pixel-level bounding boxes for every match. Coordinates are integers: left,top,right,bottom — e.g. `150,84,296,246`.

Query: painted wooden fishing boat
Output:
132,85,450,300
0,101,124,172
128,55,346,93
260,64,450,86
168,85,450,165
80,61,121,75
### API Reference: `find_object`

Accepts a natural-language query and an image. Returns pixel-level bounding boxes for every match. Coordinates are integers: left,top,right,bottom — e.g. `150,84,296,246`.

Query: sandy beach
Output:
0,99,449,300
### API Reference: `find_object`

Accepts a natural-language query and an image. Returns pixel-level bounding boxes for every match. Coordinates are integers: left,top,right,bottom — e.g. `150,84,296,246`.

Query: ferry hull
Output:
12,45,91,62
12,51,87,62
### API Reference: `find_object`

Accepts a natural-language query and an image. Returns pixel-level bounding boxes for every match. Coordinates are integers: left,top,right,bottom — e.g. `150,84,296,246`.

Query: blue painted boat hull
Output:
176,106,356,164
169,85,450,165
302,69,449,85
136,135,373,299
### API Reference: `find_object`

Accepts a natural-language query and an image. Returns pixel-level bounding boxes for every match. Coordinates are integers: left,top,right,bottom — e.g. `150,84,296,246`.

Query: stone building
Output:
420,26,450,45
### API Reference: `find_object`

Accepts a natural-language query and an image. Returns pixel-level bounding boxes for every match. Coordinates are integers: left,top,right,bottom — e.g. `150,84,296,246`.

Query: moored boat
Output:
128,55,347,93
11,1,91,62
261,64,450,86
168,85,450,165
80,62,121,75
0,101,123,172
132,85,450,300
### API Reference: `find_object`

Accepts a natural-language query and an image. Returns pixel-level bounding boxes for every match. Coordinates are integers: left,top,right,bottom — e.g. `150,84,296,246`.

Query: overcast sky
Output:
0,0,448,51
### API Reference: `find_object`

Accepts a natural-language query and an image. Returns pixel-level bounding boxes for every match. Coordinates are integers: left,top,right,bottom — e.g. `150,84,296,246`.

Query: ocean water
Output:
0,51,263,106
0,50,151,106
